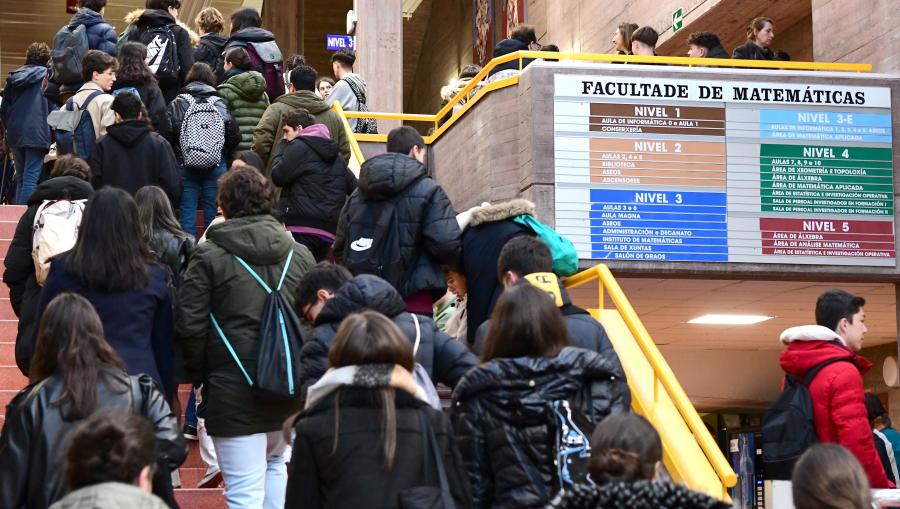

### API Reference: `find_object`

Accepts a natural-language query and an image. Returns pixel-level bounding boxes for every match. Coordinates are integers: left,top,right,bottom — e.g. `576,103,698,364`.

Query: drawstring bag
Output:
512,214,579,276
411,314,441,410
210,250,305,400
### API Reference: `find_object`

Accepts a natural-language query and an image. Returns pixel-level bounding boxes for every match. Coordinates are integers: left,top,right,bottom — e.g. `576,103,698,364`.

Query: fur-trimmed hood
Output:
467,198,535,228
780,324,847,346
124,9,200,46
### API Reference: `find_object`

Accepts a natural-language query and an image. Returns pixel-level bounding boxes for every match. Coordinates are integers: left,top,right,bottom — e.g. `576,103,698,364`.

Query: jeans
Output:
212,431,290,509
11,147,47,205
180,160,226,235
185,388,198,428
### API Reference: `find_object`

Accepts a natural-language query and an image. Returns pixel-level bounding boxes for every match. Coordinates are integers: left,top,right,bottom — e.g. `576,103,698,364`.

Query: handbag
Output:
398,411,456,509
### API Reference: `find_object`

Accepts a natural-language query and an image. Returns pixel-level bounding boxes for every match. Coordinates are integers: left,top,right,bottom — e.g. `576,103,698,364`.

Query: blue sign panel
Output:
589,189,728,261
759,110,892,143
326,34,355,51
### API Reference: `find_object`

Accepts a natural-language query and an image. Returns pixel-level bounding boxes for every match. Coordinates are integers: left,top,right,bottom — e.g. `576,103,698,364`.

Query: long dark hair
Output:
134,186,187,239
30,293,127,421
230,7,261,34
117,42,157,83
327,311,415,470
64,187,154,292
482,283,570,362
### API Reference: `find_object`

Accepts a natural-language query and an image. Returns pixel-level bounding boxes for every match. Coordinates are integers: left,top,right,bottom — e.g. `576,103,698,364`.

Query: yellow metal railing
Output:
331,101,365,175
565,264,737,500
341,50,873,144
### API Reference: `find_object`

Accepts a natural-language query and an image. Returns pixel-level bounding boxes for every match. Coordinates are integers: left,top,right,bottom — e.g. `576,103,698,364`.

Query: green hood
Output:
275,91,331,115
49,483,168,509
219,71,267,102
206,215,294,265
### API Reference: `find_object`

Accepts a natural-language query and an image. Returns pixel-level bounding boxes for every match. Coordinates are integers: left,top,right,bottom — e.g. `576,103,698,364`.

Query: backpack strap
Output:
799,356,856,386
230,250,294,293
209,313,254,386
411,313,421,356
79,90,105,111
342,75,367,105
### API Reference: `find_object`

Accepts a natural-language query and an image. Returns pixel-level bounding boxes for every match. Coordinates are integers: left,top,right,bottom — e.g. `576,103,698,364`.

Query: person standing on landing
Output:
733,17,775,60
324,49,370,133
779,289,894,488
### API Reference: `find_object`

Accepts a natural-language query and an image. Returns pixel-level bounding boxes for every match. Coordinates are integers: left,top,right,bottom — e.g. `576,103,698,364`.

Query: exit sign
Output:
672,7,684,32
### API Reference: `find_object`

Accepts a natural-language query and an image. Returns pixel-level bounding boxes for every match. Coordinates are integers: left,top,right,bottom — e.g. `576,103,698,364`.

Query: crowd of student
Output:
0,2,892,509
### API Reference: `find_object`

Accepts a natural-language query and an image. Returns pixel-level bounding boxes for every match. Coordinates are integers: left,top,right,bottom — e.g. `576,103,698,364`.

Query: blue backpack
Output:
512,214,579,276
47,90,104,159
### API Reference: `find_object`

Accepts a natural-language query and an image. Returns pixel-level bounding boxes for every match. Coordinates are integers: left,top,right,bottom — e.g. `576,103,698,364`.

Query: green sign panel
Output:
672,8,684,32
759,143,894,215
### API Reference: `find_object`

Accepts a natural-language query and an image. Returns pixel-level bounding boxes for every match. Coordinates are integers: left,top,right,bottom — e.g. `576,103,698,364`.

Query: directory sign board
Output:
553,74,895,266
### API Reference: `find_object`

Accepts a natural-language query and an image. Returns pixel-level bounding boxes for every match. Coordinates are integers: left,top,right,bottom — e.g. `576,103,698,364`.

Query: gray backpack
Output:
411,314,441,410
51,24,90,85
177,94,225,170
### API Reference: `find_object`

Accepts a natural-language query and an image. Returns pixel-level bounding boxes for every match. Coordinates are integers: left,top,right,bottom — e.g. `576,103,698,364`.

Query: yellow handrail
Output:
330,102,365,175
565,264,738,491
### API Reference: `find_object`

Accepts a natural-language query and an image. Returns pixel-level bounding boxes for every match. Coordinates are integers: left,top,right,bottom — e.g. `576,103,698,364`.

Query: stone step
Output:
0,286,10,299
174,488,225,509
0,342,15,365
178,467,223,489
0,388,20,410
0,303,17,321
0,321,18,342
0,240,11,258
0,206,26,223
0,365,29,392
0,220,17,239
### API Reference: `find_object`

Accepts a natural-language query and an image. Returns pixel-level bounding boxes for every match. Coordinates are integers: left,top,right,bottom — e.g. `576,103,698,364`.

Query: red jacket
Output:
779,326,893,488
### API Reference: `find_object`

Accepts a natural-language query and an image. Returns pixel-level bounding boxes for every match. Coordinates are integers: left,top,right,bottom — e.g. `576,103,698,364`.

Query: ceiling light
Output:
688,314,773,325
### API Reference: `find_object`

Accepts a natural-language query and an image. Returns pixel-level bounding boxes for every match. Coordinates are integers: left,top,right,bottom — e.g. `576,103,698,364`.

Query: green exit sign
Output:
673,7,684,32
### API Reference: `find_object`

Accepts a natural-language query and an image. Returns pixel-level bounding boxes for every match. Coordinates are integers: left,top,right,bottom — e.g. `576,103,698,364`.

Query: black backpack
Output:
761,356,854,479
209,250,305,400
342,197,406,290
140,24,180,82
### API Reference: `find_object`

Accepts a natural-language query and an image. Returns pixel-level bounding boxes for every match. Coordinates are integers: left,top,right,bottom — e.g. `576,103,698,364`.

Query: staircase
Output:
0,205,225,509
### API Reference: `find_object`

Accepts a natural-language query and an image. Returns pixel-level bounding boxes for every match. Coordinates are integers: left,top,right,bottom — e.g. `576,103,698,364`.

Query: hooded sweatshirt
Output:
0,65,51,150
252,90,351,168
271,123,357,231
779,324,893,488
489,38,535,76
88,119,181,205
175,215,315,436
218,70,269,155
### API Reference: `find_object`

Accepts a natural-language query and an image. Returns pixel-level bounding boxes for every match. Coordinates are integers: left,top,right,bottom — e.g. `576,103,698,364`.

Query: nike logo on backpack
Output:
350,238,373,251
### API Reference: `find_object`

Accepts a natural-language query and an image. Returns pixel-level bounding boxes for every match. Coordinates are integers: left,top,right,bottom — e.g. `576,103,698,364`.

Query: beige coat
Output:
71,82,115,140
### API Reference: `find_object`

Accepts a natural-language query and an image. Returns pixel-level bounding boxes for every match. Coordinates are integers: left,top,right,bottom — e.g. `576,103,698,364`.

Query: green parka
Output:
175,215,315,437
252,90,351,171
217,70,269,157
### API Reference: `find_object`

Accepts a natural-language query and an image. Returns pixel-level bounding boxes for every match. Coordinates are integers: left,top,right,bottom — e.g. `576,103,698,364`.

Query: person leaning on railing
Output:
733,16,775,60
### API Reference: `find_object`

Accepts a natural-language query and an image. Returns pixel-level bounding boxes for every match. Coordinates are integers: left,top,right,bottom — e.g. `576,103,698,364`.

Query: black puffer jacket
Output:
0,370,188,509
452,348,630,509
732,40,774,60
2,176,94,375
548,481,730,509
489,38,535,76
271,128,357,232
194,32,227,77
166,81,241,162
334,153,461,298
705,44,730,59
300,275,478,391
287,387,473,508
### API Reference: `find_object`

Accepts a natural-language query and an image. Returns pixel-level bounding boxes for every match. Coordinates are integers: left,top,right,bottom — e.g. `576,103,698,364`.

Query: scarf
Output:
305,363,428,409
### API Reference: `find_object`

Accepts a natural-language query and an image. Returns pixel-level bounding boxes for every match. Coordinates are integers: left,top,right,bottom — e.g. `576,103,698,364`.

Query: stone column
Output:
354,0,403,132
